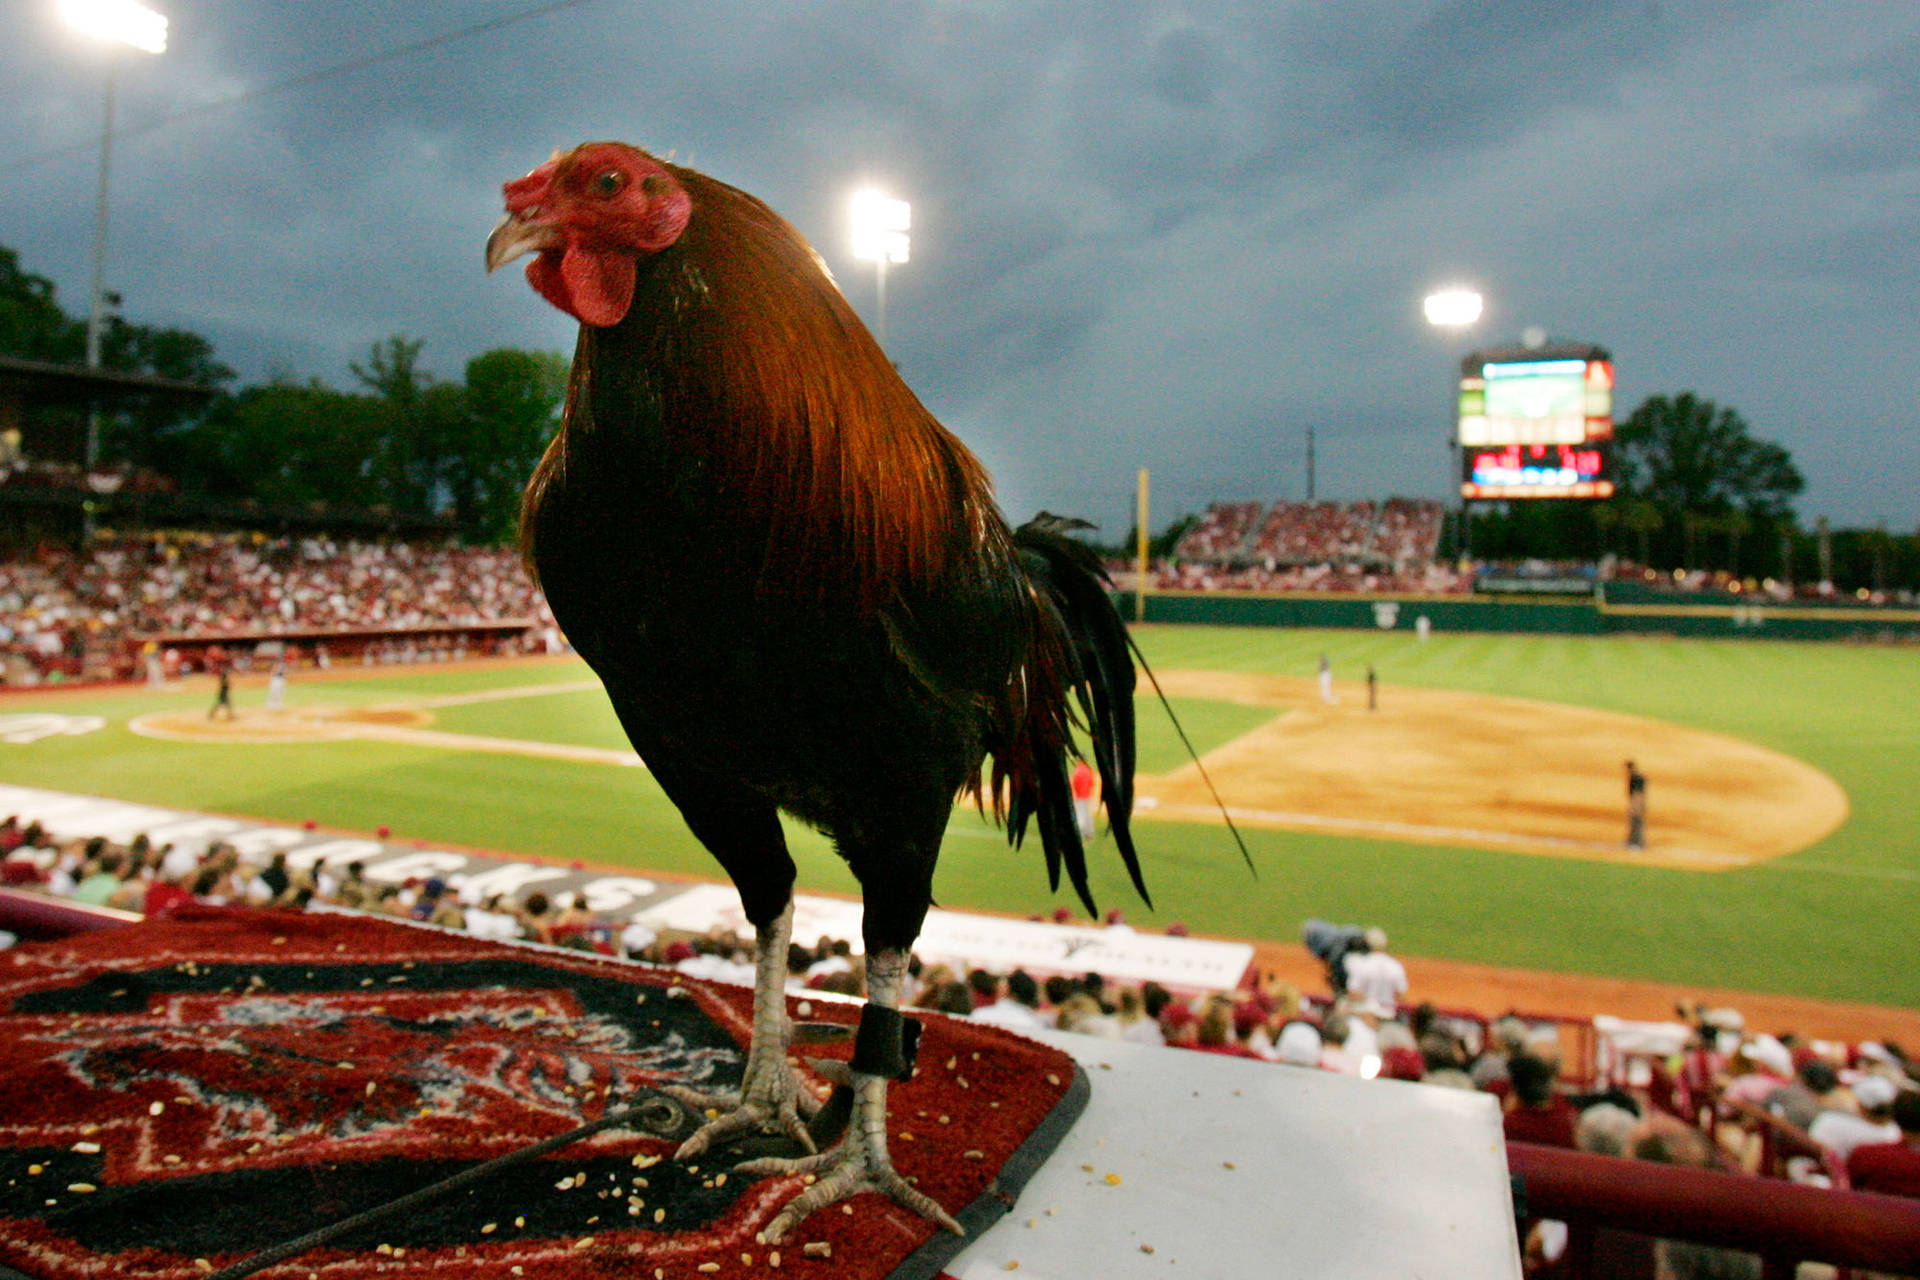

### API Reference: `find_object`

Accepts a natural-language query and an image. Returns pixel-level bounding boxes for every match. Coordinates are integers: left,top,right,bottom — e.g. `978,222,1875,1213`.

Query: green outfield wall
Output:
1117,590,1920,642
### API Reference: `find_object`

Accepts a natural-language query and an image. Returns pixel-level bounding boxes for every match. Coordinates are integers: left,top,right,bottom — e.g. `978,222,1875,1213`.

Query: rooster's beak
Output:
486,211,560,273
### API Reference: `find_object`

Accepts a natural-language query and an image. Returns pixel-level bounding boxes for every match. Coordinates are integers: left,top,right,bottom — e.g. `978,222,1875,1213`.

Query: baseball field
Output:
2,624,1914,1022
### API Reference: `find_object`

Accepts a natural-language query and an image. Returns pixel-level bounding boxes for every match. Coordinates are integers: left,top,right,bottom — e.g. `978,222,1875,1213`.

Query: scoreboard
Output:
1461,441,1610,499
1457,343,1615,500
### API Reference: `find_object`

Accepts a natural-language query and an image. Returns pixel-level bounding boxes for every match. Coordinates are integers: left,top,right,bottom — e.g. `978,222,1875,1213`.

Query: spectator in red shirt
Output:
1159,1000,1198,1048
1848,1090,1920,1198
1503,1053,1580,1149
142,873,195,917
1069,759,1097,841
1,850,46,887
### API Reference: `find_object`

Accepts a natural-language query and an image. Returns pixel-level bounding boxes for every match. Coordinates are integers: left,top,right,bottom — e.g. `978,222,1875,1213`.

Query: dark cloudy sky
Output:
3,1,1915,538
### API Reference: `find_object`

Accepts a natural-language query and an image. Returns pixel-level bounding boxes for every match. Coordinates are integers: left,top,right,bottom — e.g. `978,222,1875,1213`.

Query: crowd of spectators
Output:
1483,998,1920,1274
0,823,1448,1082
1173,497,1444,570
1151,559,1469,595
1250,500,1378,563
0,533,556,685
1158,500,1917,612
1374,497,1446,565
1604,561,1914,607
1173,501,1265,560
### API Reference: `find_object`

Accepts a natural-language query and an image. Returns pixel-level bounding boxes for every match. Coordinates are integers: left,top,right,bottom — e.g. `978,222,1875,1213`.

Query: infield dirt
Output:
1139,670,1849,871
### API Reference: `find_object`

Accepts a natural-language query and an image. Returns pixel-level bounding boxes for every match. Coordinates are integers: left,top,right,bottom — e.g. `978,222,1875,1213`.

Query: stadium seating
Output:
1172,501,1264,561
1155,496,1457,594
0,534,555,684
1173,497,1442,568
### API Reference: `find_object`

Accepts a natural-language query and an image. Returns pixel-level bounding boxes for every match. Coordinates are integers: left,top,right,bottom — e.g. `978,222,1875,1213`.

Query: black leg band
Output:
850,1003,922,1082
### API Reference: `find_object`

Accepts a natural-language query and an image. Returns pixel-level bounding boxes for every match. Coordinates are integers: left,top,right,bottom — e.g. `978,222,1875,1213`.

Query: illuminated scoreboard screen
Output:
1457,347,1615,500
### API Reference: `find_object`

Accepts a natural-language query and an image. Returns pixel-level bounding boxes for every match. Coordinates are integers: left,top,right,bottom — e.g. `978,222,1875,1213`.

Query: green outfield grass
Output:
3,628,1914,1008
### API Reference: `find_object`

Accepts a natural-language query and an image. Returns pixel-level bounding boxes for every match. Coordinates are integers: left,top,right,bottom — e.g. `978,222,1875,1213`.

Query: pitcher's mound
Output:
131,705,432,745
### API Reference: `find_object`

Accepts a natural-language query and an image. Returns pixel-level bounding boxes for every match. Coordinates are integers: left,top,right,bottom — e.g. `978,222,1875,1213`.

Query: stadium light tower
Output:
60,0,169,481
1423,287,1484,560
850,187,910,350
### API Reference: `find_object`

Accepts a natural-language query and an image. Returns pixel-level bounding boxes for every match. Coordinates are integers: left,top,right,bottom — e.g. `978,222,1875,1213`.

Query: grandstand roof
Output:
0,355,222,407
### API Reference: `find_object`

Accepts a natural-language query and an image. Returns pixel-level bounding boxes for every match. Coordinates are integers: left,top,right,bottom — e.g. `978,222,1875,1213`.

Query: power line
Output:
5,0,601,171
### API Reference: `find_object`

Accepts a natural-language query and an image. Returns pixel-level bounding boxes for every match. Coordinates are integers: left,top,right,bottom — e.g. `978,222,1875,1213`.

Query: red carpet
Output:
0,906,1084,1280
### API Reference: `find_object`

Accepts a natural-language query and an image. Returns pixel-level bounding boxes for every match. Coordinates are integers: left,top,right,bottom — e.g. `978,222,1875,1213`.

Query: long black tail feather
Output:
1126,632,1257,879
1006,514,1148,917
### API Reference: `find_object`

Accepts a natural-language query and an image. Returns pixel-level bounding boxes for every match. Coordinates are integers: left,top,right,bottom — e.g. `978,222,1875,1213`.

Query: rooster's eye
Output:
591,170,627,198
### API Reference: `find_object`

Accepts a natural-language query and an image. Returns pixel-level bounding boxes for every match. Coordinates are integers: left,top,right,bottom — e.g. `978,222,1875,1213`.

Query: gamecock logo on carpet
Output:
0,941,764,1271
0,909,1082,1280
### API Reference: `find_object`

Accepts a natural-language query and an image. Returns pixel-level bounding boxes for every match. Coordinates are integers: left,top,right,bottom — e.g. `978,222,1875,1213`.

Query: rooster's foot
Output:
736,1061,962,1243
666,1065,823,1160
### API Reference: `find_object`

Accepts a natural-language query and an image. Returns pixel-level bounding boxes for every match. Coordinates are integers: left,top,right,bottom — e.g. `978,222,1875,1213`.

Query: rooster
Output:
486,141,1146,1241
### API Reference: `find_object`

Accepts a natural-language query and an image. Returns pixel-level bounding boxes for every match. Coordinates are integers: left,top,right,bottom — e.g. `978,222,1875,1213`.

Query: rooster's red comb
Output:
503,159,559,215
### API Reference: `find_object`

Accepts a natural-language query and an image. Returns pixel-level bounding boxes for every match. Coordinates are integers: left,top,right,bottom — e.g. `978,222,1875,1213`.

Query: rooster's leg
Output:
740,947,962,1243
669,897,821,1158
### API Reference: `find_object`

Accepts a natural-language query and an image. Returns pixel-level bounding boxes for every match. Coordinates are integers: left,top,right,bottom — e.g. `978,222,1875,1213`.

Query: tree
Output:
1613,393,1803,521
352,335,440,515
1721,511,1753,576
1606,393,1804,573
1618,500,1663,567
4,245,565,541
1682,511,1709,568
1591,502,1619,557
450,348,568,542
348,336,570,537
176,380,386,506
166,338,566,536
0,247,81,363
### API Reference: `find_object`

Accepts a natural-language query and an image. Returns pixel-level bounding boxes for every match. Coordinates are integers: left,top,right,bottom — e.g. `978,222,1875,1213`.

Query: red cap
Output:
1382,1047,1427,1081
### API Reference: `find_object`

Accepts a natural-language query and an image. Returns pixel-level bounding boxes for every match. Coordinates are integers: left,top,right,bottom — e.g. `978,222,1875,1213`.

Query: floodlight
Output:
1423,288,1483,328
60,0,169,53
850,188,911,265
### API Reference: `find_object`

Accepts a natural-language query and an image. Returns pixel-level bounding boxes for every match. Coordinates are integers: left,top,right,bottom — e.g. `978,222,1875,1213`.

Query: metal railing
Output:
1509,1141,1920,1279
